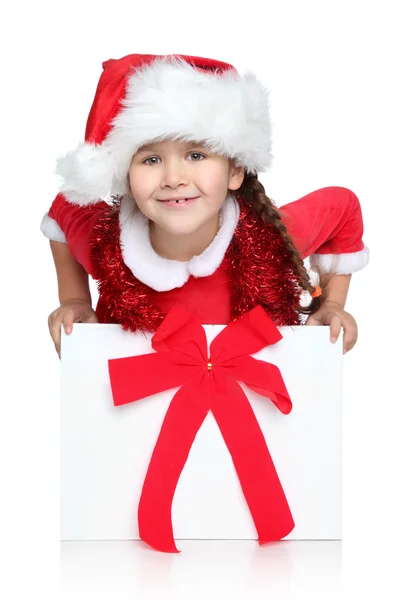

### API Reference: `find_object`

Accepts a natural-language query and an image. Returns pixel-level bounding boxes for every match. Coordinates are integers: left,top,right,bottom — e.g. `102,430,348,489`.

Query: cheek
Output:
129,170,155,199
202,169,230,200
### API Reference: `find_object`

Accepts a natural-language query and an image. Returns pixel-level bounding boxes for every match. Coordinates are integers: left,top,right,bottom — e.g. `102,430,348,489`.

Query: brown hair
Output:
236,174,338,318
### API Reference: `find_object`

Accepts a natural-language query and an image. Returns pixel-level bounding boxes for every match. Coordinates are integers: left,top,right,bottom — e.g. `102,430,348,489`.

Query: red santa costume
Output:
40,53,369,331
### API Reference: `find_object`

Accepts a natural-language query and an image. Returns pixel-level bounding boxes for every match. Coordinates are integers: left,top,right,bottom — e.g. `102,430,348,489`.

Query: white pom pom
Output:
55,142,118,205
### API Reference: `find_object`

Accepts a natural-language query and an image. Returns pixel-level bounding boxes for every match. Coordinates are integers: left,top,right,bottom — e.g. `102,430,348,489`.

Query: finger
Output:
304,314,320,326
86,313,100,324
63,314,74,335
343,322,358,354
329,315,342,342
60,308,78,355
48,315,61,356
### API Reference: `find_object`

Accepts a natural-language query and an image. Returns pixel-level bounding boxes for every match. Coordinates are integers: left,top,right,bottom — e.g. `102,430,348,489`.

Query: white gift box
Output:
60,323,342,541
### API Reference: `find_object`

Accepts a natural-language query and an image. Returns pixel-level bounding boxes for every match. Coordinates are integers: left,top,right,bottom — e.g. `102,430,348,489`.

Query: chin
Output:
161,222,201,236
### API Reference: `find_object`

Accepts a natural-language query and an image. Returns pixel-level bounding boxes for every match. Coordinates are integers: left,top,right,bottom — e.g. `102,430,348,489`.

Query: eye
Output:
143,156,161,165
188,152,205,161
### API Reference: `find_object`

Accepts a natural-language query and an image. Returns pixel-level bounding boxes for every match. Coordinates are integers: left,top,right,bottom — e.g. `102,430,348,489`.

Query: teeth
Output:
175,199,186,203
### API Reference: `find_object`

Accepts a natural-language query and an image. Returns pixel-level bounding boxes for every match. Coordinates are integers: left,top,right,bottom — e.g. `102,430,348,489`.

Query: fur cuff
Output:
309,245,370,274
40,213,67,243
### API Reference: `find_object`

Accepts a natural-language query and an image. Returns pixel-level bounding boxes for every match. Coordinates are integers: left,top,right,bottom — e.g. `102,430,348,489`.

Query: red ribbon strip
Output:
108,305,295,552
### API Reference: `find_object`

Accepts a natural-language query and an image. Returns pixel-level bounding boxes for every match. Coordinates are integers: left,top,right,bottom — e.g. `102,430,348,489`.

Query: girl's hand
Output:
48,299,99,359
304,301,358,354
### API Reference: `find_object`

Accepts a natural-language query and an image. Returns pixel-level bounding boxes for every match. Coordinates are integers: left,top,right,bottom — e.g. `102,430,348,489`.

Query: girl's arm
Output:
42,194,107,355
319,273,351,309
49,240,92,305
47,239,99,358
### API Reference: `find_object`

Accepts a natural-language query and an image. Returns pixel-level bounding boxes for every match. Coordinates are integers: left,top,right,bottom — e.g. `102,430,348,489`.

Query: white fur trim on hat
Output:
119,192,239,291
309,245,370,274
40,212,67,243
56,56,273,205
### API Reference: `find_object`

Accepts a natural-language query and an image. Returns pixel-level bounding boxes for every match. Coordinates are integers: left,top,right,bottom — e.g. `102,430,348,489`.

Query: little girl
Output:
41,53,369,356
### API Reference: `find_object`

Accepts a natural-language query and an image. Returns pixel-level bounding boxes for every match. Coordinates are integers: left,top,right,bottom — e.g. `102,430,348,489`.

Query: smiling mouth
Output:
158,197,199,204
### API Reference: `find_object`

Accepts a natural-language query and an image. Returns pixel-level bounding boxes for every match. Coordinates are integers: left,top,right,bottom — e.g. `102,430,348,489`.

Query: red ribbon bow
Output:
108,305,295,552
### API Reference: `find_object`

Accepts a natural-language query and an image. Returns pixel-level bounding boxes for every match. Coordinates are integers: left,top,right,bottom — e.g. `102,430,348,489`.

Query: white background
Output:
1,0,399,598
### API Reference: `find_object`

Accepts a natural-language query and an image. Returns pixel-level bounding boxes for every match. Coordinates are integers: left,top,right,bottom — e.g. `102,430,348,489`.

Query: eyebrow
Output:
136,141,205,153
136,144,157,152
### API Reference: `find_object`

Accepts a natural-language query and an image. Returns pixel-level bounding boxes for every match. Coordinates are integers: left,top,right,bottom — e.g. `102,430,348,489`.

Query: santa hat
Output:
55,53,273,206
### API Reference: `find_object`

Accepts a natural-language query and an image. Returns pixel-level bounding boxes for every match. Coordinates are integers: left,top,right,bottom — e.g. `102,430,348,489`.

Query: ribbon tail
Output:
211,372,295,544
138,372,209,553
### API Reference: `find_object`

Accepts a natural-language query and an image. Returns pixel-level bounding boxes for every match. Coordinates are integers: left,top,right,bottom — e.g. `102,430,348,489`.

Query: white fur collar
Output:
119,193,239,292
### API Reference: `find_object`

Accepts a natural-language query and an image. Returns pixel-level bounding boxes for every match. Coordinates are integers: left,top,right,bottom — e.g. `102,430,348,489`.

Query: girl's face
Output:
128,139,245,236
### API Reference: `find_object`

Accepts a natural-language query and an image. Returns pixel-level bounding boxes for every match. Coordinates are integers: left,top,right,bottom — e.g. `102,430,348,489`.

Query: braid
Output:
236,175,337,317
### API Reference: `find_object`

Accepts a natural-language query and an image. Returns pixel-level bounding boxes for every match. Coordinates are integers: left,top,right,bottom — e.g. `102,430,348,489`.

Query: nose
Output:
160,157,189,189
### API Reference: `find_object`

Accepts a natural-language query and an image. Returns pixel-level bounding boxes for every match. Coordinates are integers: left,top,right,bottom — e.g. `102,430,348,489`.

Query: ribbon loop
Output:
219,354,292,415
152,306,208,363
109,350,202,406
210,304,283,362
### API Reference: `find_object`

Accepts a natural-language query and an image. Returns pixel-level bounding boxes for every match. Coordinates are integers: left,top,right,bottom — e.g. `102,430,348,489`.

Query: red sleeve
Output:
47,193,109,276
279,186,369,274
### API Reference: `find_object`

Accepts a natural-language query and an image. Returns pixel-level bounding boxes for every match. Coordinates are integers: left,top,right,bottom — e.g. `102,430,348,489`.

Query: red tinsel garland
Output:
89,196,303,332
227,200,302,326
